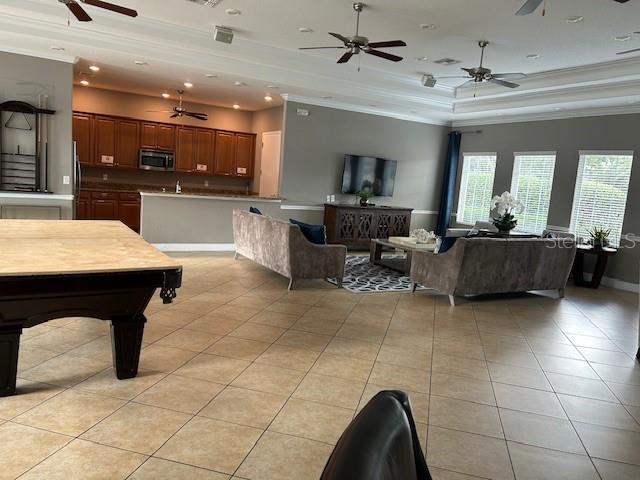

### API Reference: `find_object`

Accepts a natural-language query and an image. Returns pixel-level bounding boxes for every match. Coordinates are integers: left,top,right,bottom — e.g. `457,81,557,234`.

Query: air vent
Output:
433,58,461,65
185,0,224,7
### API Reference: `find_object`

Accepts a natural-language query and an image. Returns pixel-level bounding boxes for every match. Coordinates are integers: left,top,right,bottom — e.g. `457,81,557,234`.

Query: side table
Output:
572,245,617,289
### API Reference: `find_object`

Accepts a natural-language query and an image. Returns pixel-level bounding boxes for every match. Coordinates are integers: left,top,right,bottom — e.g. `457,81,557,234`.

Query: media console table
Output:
0,220,182,396
324,204,413,249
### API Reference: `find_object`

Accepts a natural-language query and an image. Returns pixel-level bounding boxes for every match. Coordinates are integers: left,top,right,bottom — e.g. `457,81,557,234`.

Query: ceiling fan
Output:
58,0,138,22
516,0,630,16
299,2,407,66
147,90,208,121
431,41,527,89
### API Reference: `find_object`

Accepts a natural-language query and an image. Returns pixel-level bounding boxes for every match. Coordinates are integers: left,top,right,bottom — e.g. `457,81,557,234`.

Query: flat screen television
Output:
341,155,397,197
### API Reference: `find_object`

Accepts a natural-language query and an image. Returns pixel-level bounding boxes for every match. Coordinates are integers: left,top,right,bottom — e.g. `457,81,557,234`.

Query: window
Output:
457,153,497,225
570,151,634,246
510,152,557,234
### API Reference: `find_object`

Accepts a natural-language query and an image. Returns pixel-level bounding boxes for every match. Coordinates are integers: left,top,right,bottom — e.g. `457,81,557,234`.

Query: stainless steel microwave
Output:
139,149,175,172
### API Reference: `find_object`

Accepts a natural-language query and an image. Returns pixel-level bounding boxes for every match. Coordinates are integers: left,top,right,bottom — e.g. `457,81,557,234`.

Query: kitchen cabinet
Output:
76,191,90,220
141,122,176,151
116,119,140,169
195,129,215,174
79,190,141,233
73,113,93,166
94,116,116,167
176,127,196,173
118,192,141,232
213,131,236,176
235,133,254,177
91,191,118,220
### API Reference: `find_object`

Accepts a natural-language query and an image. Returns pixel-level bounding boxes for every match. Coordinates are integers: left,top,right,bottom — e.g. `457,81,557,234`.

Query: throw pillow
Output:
290,218,327,245
249,206,262,215
437,236,458,253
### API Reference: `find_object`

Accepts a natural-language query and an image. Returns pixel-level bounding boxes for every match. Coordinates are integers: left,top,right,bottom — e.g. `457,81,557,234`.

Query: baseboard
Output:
153,243,236,252
583,273,640,293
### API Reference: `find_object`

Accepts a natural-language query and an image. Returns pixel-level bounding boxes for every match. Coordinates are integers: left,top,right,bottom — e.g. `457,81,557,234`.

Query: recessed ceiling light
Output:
80,79,90,86
434,58,461,65
264,95,273,102
184,82,194,88
410,110,419,114
234,81,247,86
321,95,333,99
565,16,584,24
554,107,563,111
89,65,100,72
526,54,540,59
204,73,218,78
134,60,149,66
420,23,437,30
615,35,632,42
225,8,241,15
267,85,280,89
162,92,170,99
416,56,429,62
50,45,65,51
298,27,314,33
233,104,240,109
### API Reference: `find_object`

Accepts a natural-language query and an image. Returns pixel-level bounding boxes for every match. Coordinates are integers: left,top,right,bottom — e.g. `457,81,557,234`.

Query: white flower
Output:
410,229,436,244
491,191,524,216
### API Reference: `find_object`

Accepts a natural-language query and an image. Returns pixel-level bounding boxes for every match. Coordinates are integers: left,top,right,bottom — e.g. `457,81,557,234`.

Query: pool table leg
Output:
0,326,22,397
110,315,146,380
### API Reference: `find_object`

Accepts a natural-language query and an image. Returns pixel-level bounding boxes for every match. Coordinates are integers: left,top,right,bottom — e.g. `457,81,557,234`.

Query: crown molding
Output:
452,103,640,127
281,94,451,126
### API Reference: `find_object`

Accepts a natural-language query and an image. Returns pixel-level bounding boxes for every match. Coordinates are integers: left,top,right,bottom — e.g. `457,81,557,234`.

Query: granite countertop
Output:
140,191,283,202
81,181,277,199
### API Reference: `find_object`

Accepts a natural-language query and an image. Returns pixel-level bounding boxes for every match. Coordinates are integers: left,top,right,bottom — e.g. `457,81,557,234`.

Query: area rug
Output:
328,255,425,293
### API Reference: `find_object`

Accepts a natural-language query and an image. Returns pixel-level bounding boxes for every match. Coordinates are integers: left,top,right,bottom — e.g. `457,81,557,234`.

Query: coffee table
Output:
369,238,435,274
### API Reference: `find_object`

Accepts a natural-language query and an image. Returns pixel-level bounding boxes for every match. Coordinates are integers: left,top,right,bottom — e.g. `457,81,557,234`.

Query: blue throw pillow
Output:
290,219,326,245
437,237,458,253
249,206,262,215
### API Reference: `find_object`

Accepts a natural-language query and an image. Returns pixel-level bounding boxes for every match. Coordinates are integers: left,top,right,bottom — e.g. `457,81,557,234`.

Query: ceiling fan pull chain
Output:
542,0,546,16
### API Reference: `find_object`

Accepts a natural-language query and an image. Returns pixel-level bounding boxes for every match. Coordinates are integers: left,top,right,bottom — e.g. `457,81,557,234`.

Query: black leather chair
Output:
320,390,432,480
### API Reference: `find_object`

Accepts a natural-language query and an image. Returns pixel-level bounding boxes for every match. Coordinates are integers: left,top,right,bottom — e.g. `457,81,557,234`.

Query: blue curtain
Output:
436,131,462,237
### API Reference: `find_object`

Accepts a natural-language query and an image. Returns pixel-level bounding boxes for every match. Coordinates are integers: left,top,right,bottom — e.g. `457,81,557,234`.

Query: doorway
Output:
259,131,282,198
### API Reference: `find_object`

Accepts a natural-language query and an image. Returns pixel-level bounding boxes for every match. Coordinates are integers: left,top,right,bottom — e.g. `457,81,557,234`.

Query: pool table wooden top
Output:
0,220,181,277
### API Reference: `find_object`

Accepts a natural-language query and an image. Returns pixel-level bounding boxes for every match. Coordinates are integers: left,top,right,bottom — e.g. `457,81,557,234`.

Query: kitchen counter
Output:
140,191,282,203
81,181,257,197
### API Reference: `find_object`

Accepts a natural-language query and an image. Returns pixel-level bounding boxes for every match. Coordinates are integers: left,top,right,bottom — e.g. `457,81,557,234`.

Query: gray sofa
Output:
232,209,346,290
410,237,576,305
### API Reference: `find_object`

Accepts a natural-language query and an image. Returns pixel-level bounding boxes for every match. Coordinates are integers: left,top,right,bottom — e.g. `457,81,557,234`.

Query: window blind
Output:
457,154,497,225
511,153,557,234
570,151,634,247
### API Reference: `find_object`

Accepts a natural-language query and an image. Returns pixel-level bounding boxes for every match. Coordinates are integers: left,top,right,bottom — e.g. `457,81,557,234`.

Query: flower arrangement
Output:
356,190,373,206
410,229,437,244
588,227,611,249
490,191,524,234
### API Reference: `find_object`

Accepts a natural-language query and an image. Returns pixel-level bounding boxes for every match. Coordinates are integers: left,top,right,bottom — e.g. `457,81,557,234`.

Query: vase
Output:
359,199,369,207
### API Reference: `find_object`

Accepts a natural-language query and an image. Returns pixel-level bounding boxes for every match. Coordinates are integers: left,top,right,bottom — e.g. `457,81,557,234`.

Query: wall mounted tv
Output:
341,155,397,197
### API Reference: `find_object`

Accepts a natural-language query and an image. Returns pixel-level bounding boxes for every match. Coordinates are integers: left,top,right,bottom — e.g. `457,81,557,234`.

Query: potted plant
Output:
356,190,373,207
490,191,524,235
588,227,611,249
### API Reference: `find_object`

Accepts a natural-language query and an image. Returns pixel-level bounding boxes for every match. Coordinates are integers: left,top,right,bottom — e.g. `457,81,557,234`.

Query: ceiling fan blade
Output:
367,40,407,48
516,0,543,15
492,73,527,79
170,113,181,118
490,78,520,88
329,32,350,45
185,112,208,121
337,51,354,64
617,47,640,55
299,47,346,50
66,1,92,21
366,49,403,62
80,0,138,17
612,0,630,3
146,110,174,113
437,76,471,79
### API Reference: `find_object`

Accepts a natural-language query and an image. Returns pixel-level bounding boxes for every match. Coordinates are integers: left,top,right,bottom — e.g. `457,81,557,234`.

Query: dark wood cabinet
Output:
140,122,175,151
94,116,116,167
195,129,215,174
176,127,196,173
235,133,254,177
72,111,255,178
79,190,140,233
116,119,140,169
324,204,413,249
73,113,93,166
214,131,235,176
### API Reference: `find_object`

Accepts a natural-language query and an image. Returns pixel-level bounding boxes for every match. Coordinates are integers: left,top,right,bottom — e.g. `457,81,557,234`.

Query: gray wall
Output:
251,106,284,193
457,113,640,285
0,52,73,216
281,101,449,230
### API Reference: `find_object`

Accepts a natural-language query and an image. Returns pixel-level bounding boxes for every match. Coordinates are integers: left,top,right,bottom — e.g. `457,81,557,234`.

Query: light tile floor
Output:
2,253,640,479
